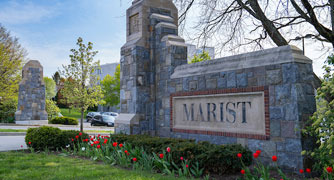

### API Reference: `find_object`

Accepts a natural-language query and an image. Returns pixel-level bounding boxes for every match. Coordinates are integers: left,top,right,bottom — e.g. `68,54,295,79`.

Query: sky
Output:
0,0,132,77
0,0,330,77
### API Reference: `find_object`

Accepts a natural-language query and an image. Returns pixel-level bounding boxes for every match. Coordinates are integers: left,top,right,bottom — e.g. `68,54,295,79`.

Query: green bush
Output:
0,98,17,123
49,116,78,125
109,134,252,174
25,126,88,151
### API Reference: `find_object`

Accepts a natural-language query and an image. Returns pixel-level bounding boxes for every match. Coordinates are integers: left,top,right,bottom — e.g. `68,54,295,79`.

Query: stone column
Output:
15,60,48,125
115,0,187,135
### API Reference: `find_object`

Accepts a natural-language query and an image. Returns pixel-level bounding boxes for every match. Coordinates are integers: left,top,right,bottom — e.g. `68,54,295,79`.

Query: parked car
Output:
86,112,101,122
101,112,119,117
90,115,115,127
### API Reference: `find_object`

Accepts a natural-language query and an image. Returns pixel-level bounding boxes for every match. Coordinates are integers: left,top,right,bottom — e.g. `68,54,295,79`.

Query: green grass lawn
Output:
0,151,186,180
0,129,26,132
0,129,114,134
60,108,89,120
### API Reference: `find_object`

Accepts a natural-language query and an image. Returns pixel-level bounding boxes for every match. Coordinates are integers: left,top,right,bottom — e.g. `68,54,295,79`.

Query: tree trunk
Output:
80,108,84,132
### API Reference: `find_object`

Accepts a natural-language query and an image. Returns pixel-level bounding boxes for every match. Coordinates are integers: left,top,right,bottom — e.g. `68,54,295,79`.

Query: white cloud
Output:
0,1,57,24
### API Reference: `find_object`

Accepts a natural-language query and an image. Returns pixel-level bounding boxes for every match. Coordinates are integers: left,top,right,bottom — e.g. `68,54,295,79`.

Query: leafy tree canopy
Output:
60,37,104,131
189,51,211,64
44,77,56,100
100,64,120,107
0,24,27,101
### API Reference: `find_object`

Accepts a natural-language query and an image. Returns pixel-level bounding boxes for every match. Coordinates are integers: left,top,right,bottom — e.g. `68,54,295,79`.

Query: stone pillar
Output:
15,60,48,125
115,0,187,135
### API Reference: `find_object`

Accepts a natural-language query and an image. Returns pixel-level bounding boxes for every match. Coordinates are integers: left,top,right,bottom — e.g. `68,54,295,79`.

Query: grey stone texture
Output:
15,60,48,122
117,0,316,172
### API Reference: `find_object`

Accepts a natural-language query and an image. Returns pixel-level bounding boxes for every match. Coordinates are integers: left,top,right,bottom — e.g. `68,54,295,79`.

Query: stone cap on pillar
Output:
21,60,44,85
171,45,312,78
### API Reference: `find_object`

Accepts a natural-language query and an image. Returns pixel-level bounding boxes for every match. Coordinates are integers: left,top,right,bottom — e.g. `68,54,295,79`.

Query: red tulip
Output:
90,144,94,147
124,150,128,154
28,142,31,145
21,145,23,148
180,157,184,161
272,155,277,162
166,147,171,153
79,132,82,136
256,150,261,155
113,142,118,147
75,135,79,139
104,139,108,144
186,164,189,168
119,144,123,148
306,168,311,173
71,138,74,141
159,153,164,159
237,153,242,158
97,145,101,149
90,138,93,141
253,153,259,158
133,158,137,162
299,169,304,174
327,167,333,173
241,169,245,174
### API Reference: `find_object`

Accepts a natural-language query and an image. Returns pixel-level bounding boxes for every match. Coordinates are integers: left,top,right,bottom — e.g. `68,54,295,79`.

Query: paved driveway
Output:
0,136,26,151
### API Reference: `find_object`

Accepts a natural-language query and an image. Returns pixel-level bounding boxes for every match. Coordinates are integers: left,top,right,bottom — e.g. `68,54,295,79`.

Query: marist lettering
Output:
183,102,251,123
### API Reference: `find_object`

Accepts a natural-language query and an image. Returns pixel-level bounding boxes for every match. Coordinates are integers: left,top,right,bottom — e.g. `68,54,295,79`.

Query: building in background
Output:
95,63,119,84
186,44,215,63
94,62,120,113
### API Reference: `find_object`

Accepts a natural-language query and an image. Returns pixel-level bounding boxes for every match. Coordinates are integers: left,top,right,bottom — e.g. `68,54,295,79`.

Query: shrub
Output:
49,116,78,125
25,126,88,150
109,134,252,174
0,98,17,123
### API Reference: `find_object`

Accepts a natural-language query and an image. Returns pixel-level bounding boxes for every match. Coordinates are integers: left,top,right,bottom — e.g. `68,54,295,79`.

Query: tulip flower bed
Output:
237,150,334,180
25,127,253,179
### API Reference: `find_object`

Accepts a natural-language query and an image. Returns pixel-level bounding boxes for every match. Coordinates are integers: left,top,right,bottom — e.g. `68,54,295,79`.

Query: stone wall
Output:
116,0,317,171
164,45,316,170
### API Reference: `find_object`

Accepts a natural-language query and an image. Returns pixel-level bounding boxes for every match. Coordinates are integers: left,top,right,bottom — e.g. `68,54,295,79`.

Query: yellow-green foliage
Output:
0,24,26,101
45,99,60,120
100,64,120,107
44,77,56,99
189,51,211,64
59,37,104,130
304,54,334,171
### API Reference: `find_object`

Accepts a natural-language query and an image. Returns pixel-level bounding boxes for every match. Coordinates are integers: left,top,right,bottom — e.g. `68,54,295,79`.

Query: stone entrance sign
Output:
172,91,267,137
117,0,317,171
15,60,48,125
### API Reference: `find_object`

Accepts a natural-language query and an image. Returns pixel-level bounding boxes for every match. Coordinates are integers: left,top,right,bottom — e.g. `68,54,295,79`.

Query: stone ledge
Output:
150,13,173,22
155,22,177,30
171,45,312,79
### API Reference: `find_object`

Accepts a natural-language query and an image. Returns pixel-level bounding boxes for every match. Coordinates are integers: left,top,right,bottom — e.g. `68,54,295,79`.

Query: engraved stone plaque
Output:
129,13,139,35
172,92,266,135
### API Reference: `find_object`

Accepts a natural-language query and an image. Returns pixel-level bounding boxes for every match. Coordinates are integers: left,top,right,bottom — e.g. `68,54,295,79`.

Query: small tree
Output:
303,54,334,173
0,24,26,101
189,51,211,64
43,77,56,100
100,64,120,109
60,37,104,131
45,99,60,120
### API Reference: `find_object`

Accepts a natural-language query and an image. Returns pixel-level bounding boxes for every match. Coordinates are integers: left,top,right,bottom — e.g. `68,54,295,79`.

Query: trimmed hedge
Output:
25,126,89,151
109,134,252,175
49,116,78,125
